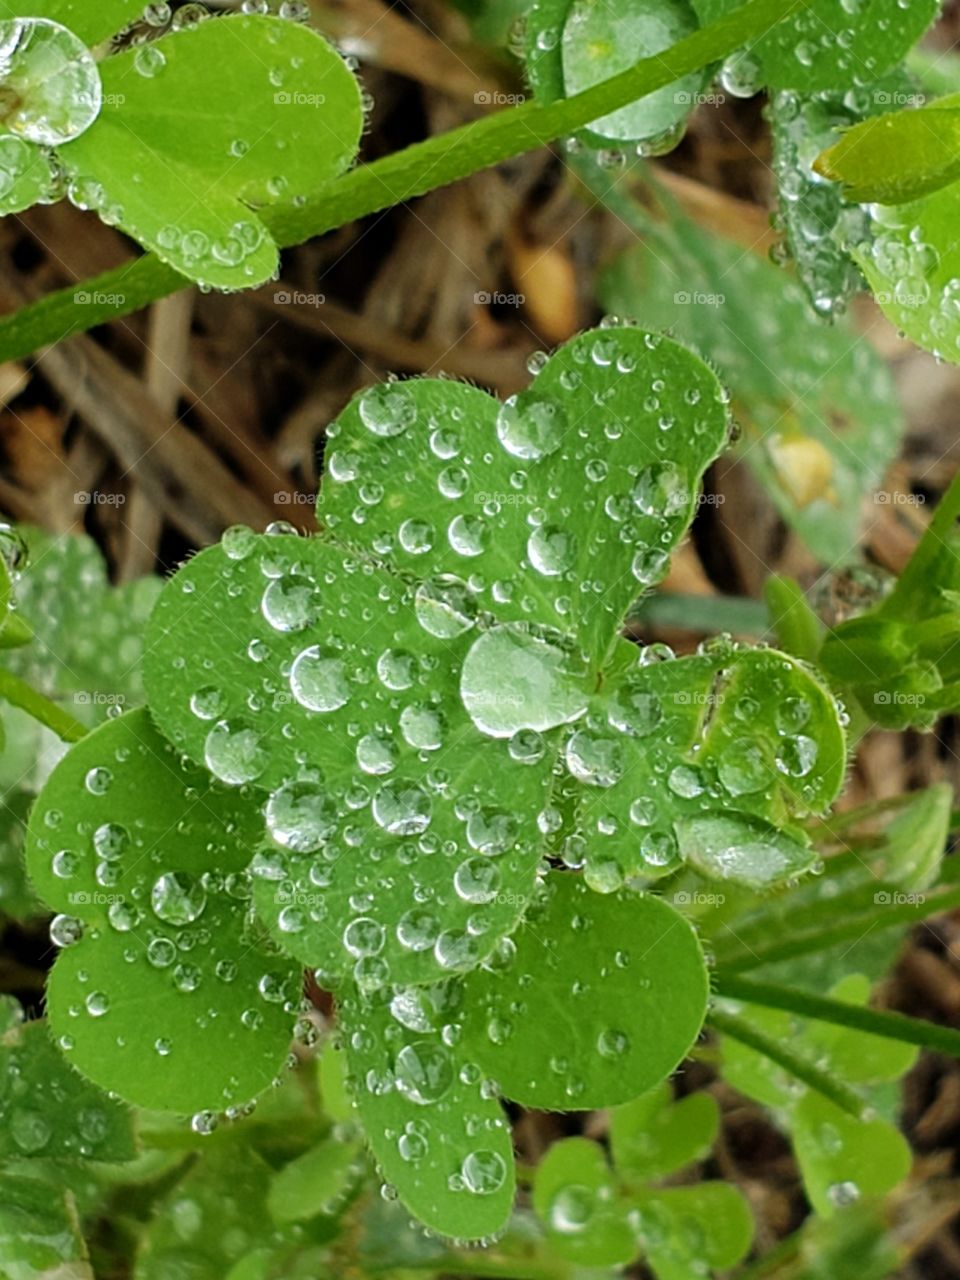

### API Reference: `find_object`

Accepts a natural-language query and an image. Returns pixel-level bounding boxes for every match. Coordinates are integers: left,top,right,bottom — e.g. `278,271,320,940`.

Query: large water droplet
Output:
204,718,268,784
265,780,337,851
394,1041,454,1104
372,781,432,835
151,872,206,926
414,576,477,639
0,18,102,145
290,646,350,712
460,624,586,738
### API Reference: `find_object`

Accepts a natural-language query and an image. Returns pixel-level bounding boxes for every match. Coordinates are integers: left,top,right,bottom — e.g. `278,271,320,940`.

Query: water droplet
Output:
460,624,586,738
204,718,268,784
358,383,416,437
261,573,319,633
151,872,206,926
0,18,102,145
266,780,337,851
372,781,432,835
395,1041,454,1104
460,1149,506,1194
496,397,565,460
566,730,624,787
414,576,477,639
290,646,350,712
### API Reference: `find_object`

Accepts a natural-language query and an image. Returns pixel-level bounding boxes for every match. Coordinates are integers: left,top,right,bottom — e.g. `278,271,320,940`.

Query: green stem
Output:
0,0,796,363
714,974,960,1057
708,1007,866,1118
0,669,88,743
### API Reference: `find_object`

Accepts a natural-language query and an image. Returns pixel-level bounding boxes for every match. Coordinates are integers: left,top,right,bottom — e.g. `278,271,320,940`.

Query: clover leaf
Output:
58,14,363,289
459,875,709,1109
24,708,301,1112
3,1,145,48
143,327,845,989
23,324,850,1239
524,0,708,150
693,0,939,93
531,1091,753,1276
0,1002,135,1161
0,9,363,288
717,975,915,1215
338,981,515,1239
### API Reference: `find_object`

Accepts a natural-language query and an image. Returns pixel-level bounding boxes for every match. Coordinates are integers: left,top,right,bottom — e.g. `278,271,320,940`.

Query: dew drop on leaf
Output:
289,646,351,712
460,624,586,738
0,18,102,145
151,871,207,926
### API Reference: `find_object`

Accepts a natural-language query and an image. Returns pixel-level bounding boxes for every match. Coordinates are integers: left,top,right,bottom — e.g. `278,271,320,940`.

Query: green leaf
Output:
717,976,916,1214
692,0,939,92
0,1169,92,1280
315,328,730,661
791,1090,912,1216
847,179,960,364
1,526,161,793
0,790,41,919
59,15,363,289
768,77,918,315
1,0,143,46
819,479,960,726
816,103,960,204
145,533,555,989
570,644,845,887
765,575,823,662
267,1136,363,1224
598,192,902,560
0,1015,135,1161
803,976,918,1087
24,708,299,1112
879,782,952,890
460,875,709,1109
136,1146,290,1280
318,1036,354,1124
525,0,707,148
532,1136,637,1266
635,1183,753,1279
610,1082,719,1181
338,982,515,1240
0,135,59,215
676,812,817,890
